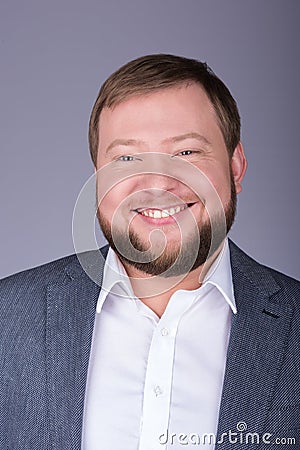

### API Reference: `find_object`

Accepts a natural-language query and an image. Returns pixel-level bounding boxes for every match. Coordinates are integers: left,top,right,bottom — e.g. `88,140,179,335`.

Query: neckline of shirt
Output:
96,238,237,315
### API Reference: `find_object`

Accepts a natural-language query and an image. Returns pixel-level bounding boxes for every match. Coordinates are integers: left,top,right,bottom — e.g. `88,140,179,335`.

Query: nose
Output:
137,152,182,192
140,172,180,193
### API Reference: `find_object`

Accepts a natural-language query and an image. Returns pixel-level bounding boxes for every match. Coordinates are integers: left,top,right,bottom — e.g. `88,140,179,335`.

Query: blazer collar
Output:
46,249,105,449
215,241,294,448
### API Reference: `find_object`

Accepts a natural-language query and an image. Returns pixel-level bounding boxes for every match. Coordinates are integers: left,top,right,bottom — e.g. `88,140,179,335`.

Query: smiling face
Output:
96,83,246,278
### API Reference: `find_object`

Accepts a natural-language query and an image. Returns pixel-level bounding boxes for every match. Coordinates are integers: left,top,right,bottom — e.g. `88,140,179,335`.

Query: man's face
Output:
95,83,245,277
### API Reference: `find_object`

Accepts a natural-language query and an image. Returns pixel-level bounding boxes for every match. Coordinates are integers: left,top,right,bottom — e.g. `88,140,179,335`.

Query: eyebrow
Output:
164,132,212,147
105,138,144,154
105,133,212,154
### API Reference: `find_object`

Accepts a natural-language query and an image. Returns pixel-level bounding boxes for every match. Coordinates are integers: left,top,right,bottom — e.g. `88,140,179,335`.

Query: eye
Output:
178,150,193,156
173,150,196,158
117,155,135,161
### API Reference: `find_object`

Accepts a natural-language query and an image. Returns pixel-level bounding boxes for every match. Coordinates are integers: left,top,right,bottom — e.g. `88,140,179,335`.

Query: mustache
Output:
122,191,203,211
129,200,201,212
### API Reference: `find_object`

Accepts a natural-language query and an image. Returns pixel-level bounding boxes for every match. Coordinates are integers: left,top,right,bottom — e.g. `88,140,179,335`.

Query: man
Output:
0,54,299,449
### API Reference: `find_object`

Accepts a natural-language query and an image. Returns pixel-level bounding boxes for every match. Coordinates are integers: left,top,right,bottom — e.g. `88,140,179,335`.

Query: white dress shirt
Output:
82,239,236,449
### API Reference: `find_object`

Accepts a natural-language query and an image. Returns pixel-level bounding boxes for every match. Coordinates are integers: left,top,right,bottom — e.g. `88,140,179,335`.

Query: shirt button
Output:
154,385,163,397
161,327,169,336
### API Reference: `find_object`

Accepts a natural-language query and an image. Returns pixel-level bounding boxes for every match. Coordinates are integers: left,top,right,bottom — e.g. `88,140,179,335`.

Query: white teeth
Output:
139,204,189,219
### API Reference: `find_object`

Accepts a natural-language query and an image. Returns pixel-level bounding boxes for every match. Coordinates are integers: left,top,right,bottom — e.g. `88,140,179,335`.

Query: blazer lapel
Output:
216,242,294,448
46,251,104,449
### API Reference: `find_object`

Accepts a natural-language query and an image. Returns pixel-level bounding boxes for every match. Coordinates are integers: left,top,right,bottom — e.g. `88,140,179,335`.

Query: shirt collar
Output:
96,248,134,313
97,238,236,314
202,238,237,314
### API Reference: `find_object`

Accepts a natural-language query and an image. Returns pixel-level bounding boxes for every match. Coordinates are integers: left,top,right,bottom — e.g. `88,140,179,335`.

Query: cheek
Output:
207,162,231,194
97,179,136,219
196,165,232,212
98,187,124,220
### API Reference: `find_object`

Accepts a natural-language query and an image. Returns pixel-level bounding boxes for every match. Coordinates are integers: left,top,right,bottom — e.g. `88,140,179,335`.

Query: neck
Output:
121,241,225,318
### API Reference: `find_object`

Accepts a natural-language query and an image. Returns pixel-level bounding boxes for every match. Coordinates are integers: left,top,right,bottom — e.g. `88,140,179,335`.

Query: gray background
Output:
1,0,299,280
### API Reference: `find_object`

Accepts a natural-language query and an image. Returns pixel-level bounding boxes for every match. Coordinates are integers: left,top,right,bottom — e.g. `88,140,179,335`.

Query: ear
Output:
231,142,247,194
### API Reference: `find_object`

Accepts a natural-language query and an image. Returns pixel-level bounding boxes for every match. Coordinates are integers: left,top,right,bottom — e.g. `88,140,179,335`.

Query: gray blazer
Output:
0,240,299,449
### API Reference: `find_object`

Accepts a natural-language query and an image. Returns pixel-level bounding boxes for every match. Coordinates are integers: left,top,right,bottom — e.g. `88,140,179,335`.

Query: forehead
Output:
98,84,223,149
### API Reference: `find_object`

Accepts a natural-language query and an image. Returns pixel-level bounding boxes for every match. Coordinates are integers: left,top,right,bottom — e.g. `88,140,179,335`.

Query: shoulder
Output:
229,240,299,283
229,239,300,306
0,247,109,308
0,253,77,289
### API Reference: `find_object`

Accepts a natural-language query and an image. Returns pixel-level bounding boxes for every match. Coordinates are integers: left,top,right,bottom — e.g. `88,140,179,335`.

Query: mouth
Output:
134,202,196,220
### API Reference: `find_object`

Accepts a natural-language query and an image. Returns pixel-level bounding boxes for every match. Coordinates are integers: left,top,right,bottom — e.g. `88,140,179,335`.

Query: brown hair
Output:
89,54,240,165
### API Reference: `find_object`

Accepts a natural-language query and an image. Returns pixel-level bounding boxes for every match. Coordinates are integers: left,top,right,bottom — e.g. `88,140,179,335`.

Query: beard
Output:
97,175,237,278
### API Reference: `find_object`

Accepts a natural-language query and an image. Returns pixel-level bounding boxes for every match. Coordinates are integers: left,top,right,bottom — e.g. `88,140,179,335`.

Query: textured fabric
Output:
82,240,236,449
0,241,299,449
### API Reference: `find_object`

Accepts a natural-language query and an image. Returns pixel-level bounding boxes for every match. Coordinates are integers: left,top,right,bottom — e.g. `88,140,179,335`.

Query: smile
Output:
136,203,194,219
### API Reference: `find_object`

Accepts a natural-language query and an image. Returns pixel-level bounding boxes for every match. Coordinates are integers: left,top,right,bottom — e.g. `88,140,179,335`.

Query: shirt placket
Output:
138,293,195,450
